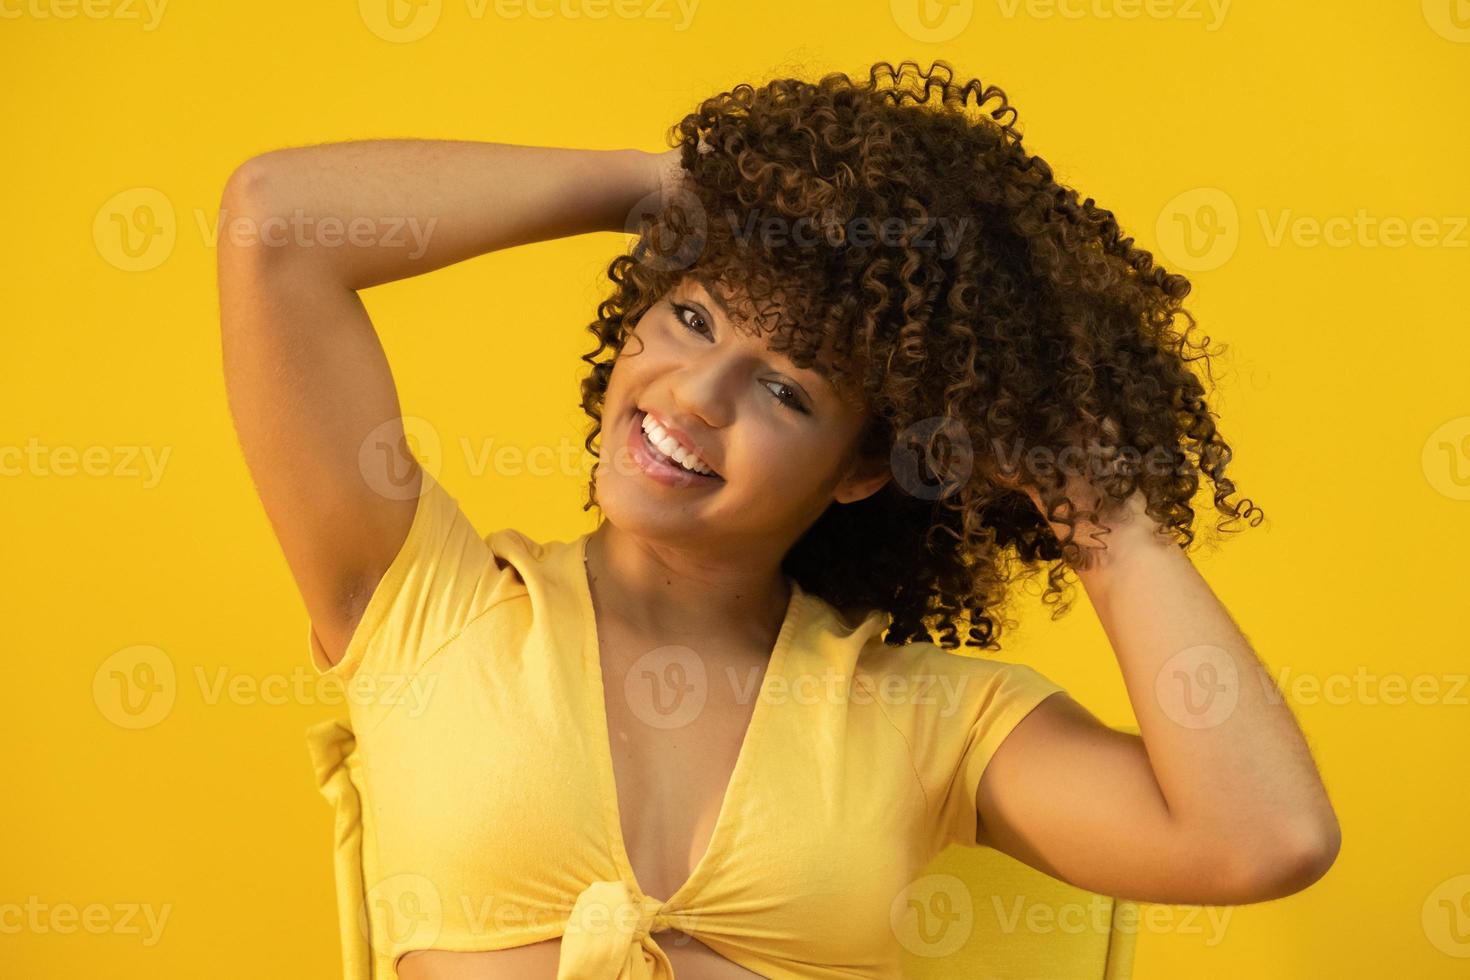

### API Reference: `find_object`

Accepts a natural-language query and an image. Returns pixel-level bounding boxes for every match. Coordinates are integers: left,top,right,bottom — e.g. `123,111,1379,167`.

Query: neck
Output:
583,519,793,648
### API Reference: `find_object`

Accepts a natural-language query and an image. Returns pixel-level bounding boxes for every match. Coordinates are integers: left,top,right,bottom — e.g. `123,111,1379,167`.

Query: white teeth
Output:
640,412,715,476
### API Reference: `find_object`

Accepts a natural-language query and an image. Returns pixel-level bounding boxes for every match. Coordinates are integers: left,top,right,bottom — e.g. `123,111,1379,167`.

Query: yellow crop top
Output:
304,468,1068,979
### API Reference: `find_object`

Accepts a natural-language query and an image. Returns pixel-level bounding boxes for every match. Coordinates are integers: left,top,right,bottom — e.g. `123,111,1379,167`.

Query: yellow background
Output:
3,0,1467,975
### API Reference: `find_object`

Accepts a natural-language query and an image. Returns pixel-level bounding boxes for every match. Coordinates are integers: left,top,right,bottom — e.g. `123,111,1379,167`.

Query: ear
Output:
832,452,891,505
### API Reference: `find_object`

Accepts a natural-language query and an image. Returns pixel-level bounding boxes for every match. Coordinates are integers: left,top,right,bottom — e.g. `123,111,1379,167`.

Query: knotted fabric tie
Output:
556,879,679,980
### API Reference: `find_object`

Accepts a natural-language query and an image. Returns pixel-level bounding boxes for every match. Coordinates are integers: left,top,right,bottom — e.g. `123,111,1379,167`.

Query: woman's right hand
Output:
654,146,689,203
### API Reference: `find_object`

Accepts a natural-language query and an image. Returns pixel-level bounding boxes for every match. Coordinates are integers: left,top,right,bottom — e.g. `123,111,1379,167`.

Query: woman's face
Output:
594,274,890,553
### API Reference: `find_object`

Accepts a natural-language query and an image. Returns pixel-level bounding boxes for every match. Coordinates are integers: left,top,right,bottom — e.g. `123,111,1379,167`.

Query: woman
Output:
218,60,1339,980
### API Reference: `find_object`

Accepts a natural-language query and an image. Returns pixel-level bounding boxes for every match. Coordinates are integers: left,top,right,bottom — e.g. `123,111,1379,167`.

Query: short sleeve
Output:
930,658,1068,850
307,467,526,682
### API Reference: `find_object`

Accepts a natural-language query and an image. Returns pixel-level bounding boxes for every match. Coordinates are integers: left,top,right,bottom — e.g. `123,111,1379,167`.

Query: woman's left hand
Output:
992,418,1154,551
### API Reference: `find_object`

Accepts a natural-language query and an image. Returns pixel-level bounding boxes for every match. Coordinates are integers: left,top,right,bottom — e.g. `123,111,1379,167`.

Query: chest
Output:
595,615,773,903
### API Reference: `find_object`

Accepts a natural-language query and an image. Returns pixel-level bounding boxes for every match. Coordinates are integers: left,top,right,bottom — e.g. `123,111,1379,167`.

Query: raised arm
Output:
217,139,671,667
973,489,1341,905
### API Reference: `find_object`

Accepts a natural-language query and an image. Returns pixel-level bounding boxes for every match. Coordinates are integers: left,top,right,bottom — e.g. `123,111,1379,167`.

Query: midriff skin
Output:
396,931,764,979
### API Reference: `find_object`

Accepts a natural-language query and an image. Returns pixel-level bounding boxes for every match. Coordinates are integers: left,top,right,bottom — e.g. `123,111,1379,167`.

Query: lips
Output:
628,409,724,486
636,407,719,477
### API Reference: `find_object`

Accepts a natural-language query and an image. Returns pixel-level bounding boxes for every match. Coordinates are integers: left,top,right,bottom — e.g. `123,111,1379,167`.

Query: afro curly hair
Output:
578,59,1263,652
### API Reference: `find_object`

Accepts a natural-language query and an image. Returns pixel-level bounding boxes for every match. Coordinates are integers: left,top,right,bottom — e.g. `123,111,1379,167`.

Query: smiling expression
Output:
593,274,892,548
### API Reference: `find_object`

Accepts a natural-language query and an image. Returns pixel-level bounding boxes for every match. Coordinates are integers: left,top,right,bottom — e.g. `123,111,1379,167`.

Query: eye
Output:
671,301,710,338
670,300,810,415
762,380,809,413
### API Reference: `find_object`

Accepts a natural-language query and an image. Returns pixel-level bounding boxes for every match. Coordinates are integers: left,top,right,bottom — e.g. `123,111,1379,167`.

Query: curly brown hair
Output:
578,59,1263,652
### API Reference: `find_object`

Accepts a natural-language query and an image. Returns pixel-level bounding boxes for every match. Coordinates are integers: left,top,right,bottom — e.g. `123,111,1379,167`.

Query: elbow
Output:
218,154,305,265
1224,818,1341,903
220,154,277,216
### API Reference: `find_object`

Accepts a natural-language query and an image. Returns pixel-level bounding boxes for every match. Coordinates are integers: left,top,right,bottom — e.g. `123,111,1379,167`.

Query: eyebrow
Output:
686,274,839,395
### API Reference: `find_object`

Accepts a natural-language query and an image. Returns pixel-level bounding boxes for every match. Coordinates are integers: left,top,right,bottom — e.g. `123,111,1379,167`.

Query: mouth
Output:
627,408,724,488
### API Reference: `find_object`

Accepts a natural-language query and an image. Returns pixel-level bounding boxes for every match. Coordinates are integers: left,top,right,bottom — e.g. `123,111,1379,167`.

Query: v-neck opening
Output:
573,529,805,910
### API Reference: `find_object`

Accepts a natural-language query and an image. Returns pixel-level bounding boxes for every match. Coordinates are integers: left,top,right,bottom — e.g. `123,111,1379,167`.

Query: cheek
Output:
605,341,654,400
611,328,672,380
730,420,837,488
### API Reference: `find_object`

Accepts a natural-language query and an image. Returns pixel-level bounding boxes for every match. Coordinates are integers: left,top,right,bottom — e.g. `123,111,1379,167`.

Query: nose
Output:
666,349,734,431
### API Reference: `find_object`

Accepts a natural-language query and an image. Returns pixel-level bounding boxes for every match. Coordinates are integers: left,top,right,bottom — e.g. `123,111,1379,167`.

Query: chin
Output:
594,473,704,528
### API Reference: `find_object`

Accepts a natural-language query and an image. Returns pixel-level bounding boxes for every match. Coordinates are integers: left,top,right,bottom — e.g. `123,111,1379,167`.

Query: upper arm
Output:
217,156,416,668
972,693,1291,905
